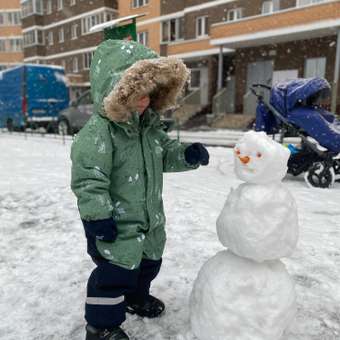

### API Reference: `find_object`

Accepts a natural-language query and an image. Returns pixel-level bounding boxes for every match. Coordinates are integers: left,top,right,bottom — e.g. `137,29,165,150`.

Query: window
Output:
297,0,325,6
0,11,21,26
57,0,63,11
23,29,44,46
71,24,78,39
46,0,52,14
81,10,114,34
82,14,100,34
72,57,79,73
21,0,43,17
9,39,22,52
83,52,94,69
78,91,92,105
196,16,208,38
59,28,64,43
47,31,54,45
24,30,36,46
137,31,149,46
0,40,6,52
70,0,76,5
227,8,243,21
161,17,184,42
132,0,149,8
0,38,23,52
305,57,326,78
262,1,274,14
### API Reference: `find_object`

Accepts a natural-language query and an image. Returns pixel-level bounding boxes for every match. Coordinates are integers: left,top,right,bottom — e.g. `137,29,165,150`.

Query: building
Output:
118,0,340,117
21,0,118,100
0,0,23,71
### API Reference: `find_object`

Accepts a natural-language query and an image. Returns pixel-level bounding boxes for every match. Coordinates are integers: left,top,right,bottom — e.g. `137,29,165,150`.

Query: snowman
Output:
190,131,299,340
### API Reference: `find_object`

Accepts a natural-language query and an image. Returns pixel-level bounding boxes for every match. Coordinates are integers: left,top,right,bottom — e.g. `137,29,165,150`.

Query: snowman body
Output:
190,131,299,340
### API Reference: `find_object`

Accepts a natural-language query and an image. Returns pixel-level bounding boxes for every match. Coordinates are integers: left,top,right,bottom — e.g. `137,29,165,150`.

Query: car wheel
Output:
58,119,70,136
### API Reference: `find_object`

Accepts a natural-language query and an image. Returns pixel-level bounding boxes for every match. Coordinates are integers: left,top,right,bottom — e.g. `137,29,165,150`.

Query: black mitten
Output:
82,217,118,242
185,143,210,166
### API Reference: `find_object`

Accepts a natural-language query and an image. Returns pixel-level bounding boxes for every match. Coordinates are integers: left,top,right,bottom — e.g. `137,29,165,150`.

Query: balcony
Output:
210,1,340,48
164,37,233,59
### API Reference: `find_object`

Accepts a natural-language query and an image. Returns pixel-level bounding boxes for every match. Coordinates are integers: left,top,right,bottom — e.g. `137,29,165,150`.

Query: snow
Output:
234,131,290,184
216,131,299,262
191,131,299,339
216,183,299,262
1,134,340,340
54,72,69,86
190,251,297,340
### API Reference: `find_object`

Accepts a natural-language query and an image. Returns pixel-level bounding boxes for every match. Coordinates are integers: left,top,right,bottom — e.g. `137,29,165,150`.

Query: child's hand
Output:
185,143,210,166
82,218,118,242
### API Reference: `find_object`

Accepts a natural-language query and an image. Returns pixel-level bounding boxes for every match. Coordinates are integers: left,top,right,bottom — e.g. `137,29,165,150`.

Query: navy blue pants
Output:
85,257,162,330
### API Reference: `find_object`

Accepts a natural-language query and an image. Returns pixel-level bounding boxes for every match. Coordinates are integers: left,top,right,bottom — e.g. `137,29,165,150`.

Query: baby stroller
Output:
251,78,340,188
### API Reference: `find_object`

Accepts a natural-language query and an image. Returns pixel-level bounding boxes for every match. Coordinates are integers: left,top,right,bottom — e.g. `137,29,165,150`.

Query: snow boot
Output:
85,324,129,340
126,295,165,318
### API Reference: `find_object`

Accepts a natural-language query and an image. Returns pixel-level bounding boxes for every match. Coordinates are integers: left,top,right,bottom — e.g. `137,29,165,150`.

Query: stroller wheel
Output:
304,162,335,188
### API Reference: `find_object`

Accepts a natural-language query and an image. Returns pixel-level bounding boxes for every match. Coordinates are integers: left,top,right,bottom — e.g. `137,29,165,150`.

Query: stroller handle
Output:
251,83,272,90
250,83,272,98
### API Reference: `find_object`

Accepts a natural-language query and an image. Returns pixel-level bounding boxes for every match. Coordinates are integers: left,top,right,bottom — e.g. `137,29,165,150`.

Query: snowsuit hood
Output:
90,39,190,123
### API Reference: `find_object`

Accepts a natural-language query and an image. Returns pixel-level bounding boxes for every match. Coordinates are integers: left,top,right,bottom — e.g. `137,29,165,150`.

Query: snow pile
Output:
190,251,297,340
190,131,299,340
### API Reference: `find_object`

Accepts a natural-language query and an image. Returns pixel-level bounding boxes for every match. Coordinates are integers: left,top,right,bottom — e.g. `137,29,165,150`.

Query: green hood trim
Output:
90,39,190,123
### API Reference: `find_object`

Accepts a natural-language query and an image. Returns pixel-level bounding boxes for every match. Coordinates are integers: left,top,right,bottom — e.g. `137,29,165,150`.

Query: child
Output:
71,40,209,340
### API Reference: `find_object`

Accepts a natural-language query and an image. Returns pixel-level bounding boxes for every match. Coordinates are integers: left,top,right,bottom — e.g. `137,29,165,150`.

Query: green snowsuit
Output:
71,40,197,270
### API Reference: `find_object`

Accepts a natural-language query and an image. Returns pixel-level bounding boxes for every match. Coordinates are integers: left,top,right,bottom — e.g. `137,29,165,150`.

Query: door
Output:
244,60,273,114
247,60,273,90
189,67,209,106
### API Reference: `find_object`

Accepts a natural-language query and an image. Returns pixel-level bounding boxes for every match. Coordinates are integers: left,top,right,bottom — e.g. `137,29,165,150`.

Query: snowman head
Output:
234,131,290,184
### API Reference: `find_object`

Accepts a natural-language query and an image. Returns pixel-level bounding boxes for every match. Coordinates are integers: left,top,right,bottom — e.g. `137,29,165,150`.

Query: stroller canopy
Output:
270,78,331,114
255,77,340,153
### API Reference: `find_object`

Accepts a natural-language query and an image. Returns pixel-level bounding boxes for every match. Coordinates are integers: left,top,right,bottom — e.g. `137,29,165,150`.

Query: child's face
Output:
137,95,150,115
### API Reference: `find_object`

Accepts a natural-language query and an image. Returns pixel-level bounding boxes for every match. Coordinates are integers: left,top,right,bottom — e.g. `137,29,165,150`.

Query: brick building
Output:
120,0,340,115
21,0,118,100
0,0,23,71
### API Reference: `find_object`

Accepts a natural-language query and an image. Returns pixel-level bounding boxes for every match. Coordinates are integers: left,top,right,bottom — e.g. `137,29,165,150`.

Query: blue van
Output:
0,64,69,131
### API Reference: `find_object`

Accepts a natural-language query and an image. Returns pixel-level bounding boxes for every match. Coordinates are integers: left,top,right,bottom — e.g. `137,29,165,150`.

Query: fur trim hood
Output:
90,40,190,123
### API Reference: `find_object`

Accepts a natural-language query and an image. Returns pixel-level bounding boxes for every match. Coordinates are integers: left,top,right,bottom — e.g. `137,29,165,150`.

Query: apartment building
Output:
0,0,23,71
120,0,340,115
21,0,118,99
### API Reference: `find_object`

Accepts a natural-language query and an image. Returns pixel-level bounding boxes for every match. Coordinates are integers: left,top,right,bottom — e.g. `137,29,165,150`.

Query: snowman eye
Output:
257,152,262,158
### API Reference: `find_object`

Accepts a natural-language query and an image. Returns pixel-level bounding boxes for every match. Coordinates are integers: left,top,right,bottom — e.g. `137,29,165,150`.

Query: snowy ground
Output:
1,133,340,340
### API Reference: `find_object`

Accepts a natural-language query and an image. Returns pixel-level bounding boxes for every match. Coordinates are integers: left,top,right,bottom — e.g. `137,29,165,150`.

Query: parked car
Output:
58,90,93,135
0,64,69,131
57,90,176,135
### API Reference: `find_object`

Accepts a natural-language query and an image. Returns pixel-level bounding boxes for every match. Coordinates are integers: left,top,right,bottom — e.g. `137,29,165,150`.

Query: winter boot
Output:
85,324,129,340
126,295,165,318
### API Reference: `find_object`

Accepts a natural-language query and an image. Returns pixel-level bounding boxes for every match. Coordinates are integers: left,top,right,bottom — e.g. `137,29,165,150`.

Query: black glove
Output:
185,143,209,166
82,217,118,242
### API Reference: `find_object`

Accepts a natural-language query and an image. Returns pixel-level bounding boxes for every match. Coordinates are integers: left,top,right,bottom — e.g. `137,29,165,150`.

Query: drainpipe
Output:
217,45,224,90
331,29,340,114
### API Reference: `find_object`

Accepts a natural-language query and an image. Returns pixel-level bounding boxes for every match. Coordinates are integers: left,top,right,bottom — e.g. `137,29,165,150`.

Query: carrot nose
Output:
239,156,250,164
